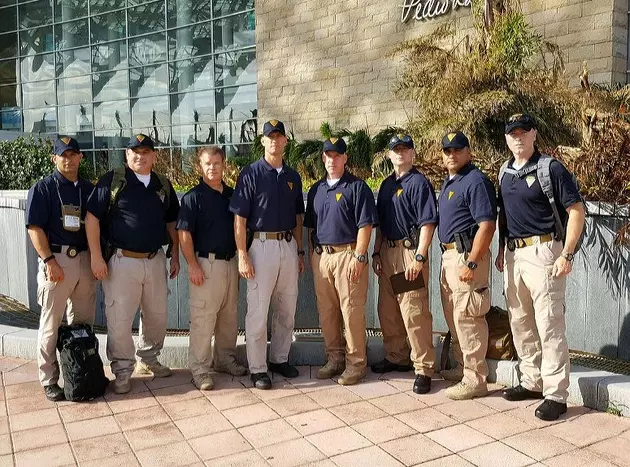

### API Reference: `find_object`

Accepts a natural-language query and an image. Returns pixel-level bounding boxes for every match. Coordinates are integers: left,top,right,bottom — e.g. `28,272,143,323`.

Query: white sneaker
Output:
193,374,214,391
135,361,172,378
114,374,132,394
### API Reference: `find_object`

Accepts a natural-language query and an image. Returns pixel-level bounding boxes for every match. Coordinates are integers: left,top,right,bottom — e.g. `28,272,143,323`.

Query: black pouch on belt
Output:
246,229,254,251
454,232,473,254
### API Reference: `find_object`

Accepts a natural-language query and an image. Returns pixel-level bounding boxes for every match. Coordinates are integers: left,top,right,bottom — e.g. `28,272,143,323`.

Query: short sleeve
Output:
467,178,497,223
25,181,50,228
294,174,305,215
229,168,253,219
550,160,582,209
415,177,438,226
164,180,180,223
176,191,197,232
303,185,317,229
86,172,114,220
355,182,378,229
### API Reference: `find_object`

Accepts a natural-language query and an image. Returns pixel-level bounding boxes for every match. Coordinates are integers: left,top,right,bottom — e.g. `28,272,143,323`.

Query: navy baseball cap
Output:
323,137,347,154
262,119,286,136
388,134,414,150
441,131,470,150
505,114,537,134
127,134,155,150
53,136,80,155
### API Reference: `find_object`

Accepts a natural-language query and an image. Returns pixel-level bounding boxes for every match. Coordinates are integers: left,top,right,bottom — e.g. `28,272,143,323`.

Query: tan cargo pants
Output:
188,255,239,377
378,242,435,376
504,238,569,403
37,249,96,386
311,248,368,372
103,249,168,377
245,238,299,374
440,249,491,388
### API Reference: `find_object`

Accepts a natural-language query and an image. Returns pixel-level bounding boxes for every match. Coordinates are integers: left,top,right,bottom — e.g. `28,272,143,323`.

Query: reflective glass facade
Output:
0,0,257,168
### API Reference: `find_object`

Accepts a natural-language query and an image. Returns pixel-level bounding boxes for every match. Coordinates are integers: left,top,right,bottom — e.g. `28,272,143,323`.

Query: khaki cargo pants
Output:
188,255,239,377
103,249,168,377
311,248,368,373
37,249,96,386
378,242,435,376
440,249,491,388
504,238,569,403
245,238,299,374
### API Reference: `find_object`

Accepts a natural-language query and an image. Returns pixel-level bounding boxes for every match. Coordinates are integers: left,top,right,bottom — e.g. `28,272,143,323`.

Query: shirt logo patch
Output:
448,190,455,200
61,136,71,144
396,188,403,197
447,133,457,142
287,182,293,190
525,175,535,188
336,193,342,202
136,134,145,142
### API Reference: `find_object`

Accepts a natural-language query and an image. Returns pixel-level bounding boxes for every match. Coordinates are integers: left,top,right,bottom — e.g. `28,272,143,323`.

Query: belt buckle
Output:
259,232,267,242
402,238,414,249
66,246,78,258
285,231,293,242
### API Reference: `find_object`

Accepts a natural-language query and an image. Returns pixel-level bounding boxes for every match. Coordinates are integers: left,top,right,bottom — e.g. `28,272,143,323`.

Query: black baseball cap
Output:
53,136,80,155
323,137,347,154
127,134,155,150
441,131,470,150
262,119,286,136
388,134,414,150
505,114,537,134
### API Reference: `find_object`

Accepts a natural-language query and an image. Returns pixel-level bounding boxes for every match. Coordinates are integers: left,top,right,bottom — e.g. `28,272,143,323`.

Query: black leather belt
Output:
50,245,85,258
197,251,234,261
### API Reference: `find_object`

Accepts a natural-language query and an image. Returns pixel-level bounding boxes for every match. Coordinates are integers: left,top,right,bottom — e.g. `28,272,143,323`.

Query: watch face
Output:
415,254,425,262
356,254,367,263
467,261,478,270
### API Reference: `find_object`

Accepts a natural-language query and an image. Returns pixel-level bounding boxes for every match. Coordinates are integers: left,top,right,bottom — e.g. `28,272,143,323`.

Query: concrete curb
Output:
1,328,628,416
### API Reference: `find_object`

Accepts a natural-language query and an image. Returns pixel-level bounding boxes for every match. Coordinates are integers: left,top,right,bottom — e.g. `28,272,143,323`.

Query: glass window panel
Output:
90,10,125,44
0,6,16,33
0,0,17,7
91,40,127,73
128,1,164,37
57,103,92,135
54,19,88,50
94,99,129,130
214,49,254,87
89,0,122,15
216,120,254,146
18,0,52,28
167,22,212,61
213,0,252,18
92,145,126,171
170,89,214,125
168,55,212,93
213,11,254,52
166,0,211,29
21,79,54,107
129,33,166,67
55,46,89,77
93,70,128,101
54,0,87,22
57,74,90,105
0,108,22,130
20,52,53,81
0,32,18,59
0,84,18,107
23,106,56,132
0,58,17,84
20,26,54,55
171,123,216,146
131,94,168,128
129,63,167,98
215,83,255,123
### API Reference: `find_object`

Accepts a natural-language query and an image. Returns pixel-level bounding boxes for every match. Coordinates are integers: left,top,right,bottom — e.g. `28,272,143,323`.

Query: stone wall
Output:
256,0,629,140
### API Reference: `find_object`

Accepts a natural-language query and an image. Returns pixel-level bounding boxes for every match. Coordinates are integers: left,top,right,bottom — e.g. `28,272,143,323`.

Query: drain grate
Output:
569,350,630,376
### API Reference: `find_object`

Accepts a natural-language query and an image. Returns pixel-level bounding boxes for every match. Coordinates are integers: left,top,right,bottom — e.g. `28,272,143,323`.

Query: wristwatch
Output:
466,260,478,270
562,252,575,262
354,252,368,263
415,253,426,263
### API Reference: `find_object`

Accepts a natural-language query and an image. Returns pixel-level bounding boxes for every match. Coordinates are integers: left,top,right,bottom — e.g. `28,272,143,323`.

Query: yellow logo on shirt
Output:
396,188,403,197
287,182,293,190
336,193,342,202
447,133,457,142
525,175,535,188
448,190,455,200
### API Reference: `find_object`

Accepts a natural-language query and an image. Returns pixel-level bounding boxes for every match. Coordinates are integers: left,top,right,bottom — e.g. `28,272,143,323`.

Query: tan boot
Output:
193,373,214,391
440,366,464,382
135,361,172,378
316,361,345,379
214,359,248,377
114,373,132,394
337,368,367,386
445,382,488,400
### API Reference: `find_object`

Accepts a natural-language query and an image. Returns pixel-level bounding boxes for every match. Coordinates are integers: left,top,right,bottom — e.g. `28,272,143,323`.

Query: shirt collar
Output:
442,163,474,186
260,156,286,173
323,170,351,190
199,178,230,195
392,166,418,184
508,149,541,170
53,169,76,186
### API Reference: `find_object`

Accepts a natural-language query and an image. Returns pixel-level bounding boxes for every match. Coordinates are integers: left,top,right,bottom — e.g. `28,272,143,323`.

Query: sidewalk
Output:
0,357,629,467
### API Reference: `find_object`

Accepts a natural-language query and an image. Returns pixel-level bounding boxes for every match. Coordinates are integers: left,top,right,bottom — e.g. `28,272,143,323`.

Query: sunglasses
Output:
507,114,535,125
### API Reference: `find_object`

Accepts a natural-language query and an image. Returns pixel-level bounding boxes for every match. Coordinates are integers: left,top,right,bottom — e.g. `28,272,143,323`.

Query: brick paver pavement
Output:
0,356,629,467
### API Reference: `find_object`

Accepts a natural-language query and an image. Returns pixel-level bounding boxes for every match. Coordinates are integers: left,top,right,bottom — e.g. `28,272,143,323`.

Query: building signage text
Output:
401,0,472,23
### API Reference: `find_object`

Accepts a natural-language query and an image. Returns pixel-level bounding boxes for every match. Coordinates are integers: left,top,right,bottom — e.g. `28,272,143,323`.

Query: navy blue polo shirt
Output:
229,158,304,232
86,168,180,253
499,152,581,238
176,180,236,256
437,163,497,244
26,170,94,249
377,167,438,240
304,171,378,245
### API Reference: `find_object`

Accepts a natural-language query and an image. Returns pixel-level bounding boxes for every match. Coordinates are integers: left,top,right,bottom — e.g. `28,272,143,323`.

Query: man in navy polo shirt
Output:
26,136,95,401
372,134,437,394
304,137,377,385
496,114,585,421
177,146,248,390
85,134,180,394
229,120,304,390
437,131,496,400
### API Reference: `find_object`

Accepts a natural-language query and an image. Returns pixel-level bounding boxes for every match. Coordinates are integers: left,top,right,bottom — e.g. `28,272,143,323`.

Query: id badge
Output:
61,205,81,232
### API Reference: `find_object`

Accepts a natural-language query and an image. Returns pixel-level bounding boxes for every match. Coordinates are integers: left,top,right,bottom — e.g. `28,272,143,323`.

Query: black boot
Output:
502,385,543,401
535,400,567,421
44,384,65,401
251,372,272,390
412,375,431,394
268,362,299,378
370,359,413,374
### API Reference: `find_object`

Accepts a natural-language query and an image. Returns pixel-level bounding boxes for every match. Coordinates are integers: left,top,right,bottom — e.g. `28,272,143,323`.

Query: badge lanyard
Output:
55,178,82,232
